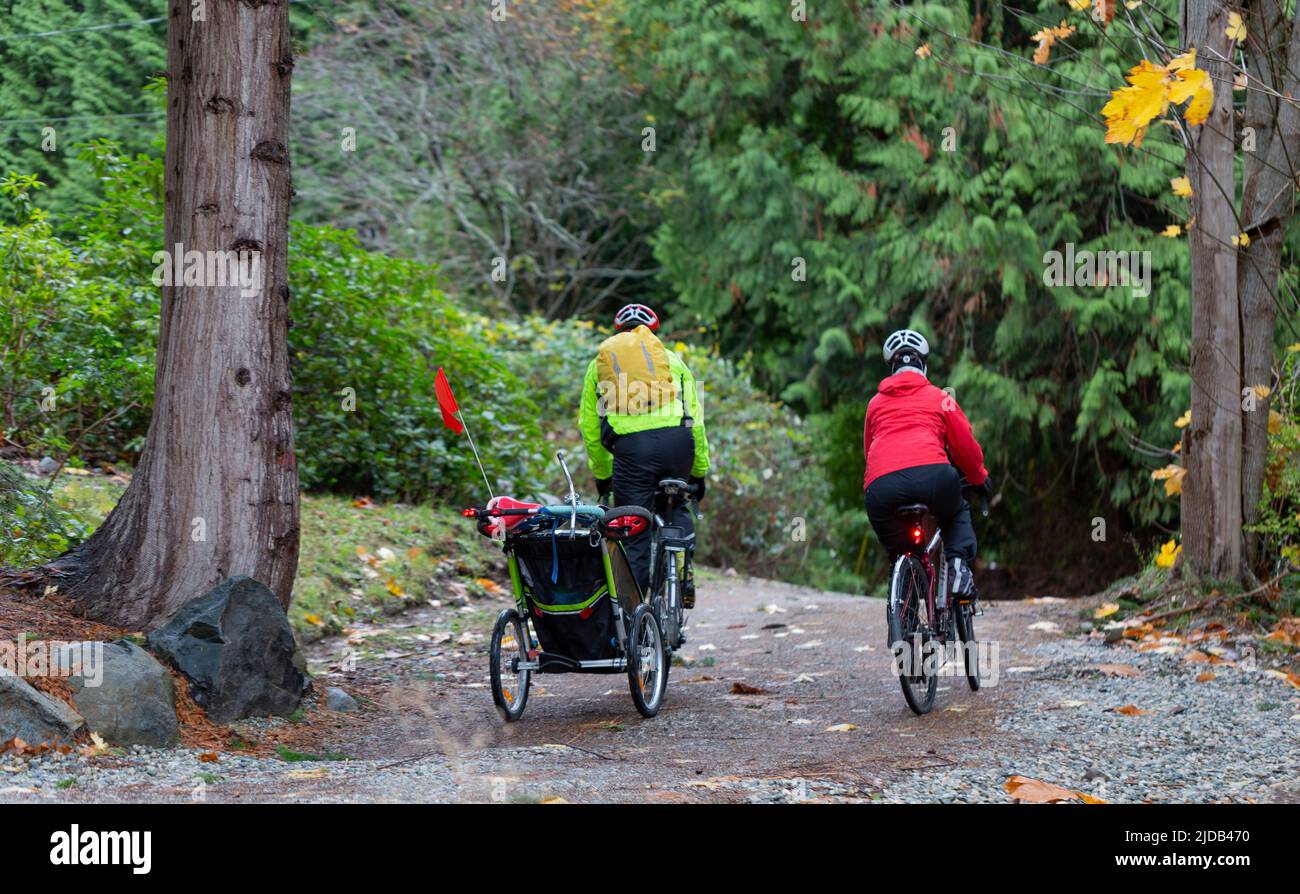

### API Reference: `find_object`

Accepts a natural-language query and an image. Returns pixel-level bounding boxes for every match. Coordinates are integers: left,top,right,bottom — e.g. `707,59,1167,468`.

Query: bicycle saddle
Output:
894,503,931,518
657,477,690,492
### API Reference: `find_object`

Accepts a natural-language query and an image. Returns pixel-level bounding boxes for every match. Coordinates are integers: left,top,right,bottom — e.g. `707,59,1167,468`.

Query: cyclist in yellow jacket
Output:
579,304,710,603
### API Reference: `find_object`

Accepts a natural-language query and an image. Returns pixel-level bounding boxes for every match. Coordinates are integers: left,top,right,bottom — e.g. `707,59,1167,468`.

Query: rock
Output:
324,687,358,713
147,576,310,724
36,456,58,475
0,674,85,744
63,640,179,747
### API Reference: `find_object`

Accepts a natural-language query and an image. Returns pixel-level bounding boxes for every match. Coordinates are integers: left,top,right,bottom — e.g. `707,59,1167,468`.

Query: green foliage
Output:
0,165,155,462
0,462,92,567
0,151,547,505
0,0,166,223
1249,347,1300,580
621,0,1195,567
289,224,544,501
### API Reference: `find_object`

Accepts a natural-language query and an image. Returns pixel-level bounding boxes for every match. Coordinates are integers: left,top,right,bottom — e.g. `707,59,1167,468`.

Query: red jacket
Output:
863,370,988,489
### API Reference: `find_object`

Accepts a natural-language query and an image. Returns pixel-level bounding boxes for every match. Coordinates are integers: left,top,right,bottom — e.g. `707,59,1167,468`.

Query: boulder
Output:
147,576,310,724
64,640,179,747
0,674,85,744
324,686,358,713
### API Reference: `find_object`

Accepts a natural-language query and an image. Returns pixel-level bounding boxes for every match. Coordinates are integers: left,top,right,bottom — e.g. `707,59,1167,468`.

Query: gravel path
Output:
2,576,1296,804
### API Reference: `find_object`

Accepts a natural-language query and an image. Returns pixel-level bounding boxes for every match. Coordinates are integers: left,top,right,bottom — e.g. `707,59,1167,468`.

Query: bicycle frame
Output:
648,486,696,648
896,526,951,647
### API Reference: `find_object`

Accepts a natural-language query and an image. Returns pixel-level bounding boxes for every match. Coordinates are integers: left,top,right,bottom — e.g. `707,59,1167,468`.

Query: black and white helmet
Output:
882,329,929,365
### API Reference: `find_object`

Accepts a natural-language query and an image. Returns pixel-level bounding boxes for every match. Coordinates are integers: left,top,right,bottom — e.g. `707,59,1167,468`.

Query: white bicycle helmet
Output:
613,303,660,332
882,328,930,364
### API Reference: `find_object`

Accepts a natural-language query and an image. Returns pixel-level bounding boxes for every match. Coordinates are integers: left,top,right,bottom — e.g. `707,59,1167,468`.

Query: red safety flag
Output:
434,367,465,434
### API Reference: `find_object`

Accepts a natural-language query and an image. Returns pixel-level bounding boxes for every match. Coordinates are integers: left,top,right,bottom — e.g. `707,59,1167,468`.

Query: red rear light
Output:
911,527,923,544
462,508,477,517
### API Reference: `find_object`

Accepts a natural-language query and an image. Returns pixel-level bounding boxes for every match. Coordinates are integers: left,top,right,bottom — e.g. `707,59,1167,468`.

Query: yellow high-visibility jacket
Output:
578,348,710,481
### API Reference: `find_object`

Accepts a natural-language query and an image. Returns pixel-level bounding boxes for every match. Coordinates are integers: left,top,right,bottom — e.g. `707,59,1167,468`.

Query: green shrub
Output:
2,152,548,505
0,462,92,567
289,224,545,502
1249,345,1300,587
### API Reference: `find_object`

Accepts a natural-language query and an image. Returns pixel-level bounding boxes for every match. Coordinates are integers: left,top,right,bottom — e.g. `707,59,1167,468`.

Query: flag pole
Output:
456,409,494,500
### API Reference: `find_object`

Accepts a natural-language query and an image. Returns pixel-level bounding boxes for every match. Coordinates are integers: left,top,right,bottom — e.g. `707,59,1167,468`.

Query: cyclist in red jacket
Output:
864,329,991,601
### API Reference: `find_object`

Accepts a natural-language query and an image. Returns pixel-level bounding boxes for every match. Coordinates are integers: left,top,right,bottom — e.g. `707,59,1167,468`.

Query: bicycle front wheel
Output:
954,601,980,691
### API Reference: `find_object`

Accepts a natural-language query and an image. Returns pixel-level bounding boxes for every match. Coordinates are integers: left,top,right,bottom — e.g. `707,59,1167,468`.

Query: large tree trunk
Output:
1238,0,1299,569
1180,0,1243,581
48,1,298,629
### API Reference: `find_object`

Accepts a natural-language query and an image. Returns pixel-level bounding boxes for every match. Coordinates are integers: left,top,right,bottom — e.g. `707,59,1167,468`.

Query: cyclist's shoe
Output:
682,578,696,609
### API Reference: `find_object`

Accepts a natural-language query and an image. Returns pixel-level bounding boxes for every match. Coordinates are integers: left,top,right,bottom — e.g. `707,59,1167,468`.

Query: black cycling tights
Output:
610,425,696,593
864,463,976,562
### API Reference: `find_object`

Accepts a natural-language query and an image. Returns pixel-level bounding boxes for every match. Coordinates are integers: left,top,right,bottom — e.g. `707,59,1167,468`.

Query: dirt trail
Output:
8,571,1297,804
233,573,1033,803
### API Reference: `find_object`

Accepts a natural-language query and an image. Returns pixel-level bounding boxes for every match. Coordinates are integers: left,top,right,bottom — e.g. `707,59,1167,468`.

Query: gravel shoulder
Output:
2,574,1297,804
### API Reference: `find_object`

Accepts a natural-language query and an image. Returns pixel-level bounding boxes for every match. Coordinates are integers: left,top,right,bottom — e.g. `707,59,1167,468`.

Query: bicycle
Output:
603,477,699,666
885,484,989,715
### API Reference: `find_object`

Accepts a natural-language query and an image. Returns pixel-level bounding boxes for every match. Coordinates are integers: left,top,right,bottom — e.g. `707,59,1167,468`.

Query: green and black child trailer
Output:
463,451,669,720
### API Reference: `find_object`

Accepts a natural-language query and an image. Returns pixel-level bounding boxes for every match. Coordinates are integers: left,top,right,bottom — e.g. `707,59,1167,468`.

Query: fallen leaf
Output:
1090,663,1141,677
825,723,857,733
198,751,219,763
1114,704,1149,716
1094,603,1120,619
287,767,329,780
1196,671,1217,682
1005,775,1103,804
730,682,767,695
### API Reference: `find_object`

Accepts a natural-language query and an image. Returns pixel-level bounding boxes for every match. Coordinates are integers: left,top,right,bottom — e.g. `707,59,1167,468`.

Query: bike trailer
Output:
463,449,670,721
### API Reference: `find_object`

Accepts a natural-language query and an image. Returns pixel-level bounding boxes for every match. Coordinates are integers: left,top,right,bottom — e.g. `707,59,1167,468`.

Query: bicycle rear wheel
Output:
954,601,981,691
887,555,937,715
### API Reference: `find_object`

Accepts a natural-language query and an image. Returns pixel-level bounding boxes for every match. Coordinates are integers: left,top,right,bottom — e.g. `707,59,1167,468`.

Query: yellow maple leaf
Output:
1095,602,1120,619
1068,0,1089,9
1103,53,1213,144
915,43,931,59
384,576,406,597
1124,0,1142,7
1250,384,1271,400
1152,464,1186,496
1225,11,1247,42
1155,539,1182,568
304,613,323,626
1102,60,1171,145
1174,409,1191,428
1160,224,1182,238
1286,342,1300,352
1170,176,1193,197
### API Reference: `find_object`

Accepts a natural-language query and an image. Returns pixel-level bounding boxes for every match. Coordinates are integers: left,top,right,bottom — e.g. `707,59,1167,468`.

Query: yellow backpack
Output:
596,325,677,417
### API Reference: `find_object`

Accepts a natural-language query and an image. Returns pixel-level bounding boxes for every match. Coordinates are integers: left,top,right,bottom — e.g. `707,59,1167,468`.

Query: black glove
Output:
689,475,707,502
594,477,612,502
